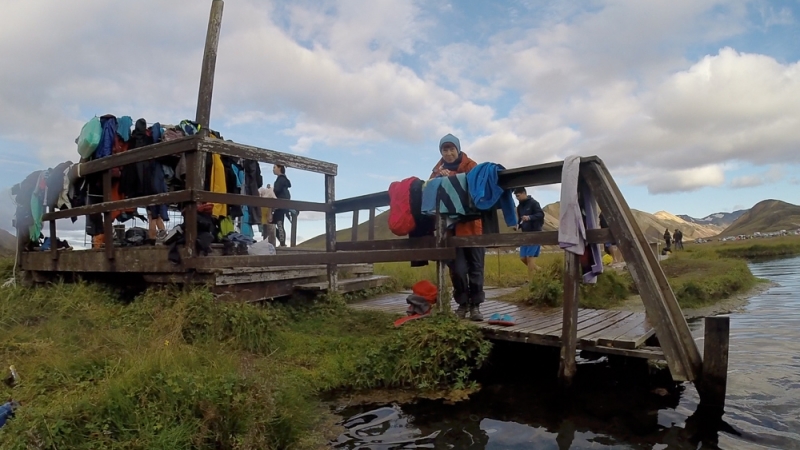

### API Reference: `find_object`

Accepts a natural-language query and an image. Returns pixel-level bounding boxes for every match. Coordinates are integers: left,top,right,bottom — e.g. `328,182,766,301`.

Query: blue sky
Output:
1,0,799,243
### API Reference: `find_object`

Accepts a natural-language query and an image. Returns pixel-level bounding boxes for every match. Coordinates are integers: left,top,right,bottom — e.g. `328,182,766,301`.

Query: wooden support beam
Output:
102,171,114,261
351,210,359,242
196,0,224,131
582,161,701,381
49,212,57,261
184,151,200,257
43,191,193,221
195,190,331,212
325,174,338,292
368,207,376,241
558,252,580,386
435,207,450,313
198,139,338,176
187,248,455,269
77,136,198,177
700,316,730,410
290,214,298,248
334,229,612,252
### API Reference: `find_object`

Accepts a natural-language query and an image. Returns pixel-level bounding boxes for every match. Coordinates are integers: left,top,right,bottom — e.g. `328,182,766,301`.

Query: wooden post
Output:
184,150,200,257
195,0,224,132
351,210,359,242
559,252,580,386
700,316,730,410
49,212,58,261
324,174,338,293
102,171,114,261
290,214,298,247
435,207,450,313
583,162,701,382
368,207,376,241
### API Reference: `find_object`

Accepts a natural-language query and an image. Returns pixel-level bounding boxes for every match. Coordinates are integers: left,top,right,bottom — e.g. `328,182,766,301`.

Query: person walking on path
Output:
674,229,684,250
664,228,672,252
514,187,544,278
430,133,485,321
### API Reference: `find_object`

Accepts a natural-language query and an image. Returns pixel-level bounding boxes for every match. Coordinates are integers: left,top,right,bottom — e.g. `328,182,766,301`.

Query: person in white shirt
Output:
258,183,277,243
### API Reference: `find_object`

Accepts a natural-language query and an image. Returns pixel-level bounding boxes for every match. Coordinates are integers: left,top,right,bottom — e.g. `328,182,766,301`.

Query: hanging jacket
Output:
243,160,262,224
94,115,117,159
517,196,544,232
466,162,517,227
429,152,482,236
209,153,228,217
388,177,418,236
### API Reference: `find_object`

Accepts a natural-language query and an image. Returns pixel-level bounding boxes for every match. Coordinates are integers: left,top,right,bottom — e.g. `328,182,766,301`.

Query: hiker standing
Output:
674,229,684,250
664,228,672,251
430,134,485,321
514,187,544,277
271,165,292,247
258,183,276,244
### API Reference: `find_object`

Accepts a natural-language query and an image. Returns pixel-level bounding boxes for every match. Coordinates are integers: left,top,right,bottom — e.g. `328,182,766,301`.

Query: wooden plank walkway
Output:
349,291,663,360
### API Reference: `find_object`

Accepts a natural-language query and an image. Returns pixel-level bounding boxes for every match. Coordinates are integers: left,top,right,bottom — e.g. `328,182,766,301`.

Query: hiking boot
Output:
469,306,484,322
455,304,469,319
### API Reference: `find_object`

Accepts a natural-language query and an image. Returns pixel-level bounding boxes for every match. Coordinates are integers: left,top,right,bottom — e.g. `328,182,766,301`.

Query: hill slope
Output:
678,210,747,228
720,200,800,236
301,202,720,248
0,228,15,256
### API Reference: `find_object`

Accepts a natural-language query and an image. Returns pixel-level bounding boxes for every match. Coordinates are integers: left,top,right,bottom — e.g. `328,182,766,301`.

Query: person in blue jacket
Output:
514,187,545,277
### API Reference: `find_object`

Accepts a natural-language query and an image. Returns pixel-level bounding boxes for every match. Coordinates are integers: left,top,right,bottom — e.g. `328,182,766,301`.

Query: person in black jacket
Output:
270,164,292,247
514,187,545,277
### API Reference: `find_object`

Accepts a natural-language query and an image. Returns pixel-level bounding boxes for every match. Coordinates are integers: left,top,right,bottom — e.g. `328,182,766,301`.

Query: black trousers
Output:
447,247,485,306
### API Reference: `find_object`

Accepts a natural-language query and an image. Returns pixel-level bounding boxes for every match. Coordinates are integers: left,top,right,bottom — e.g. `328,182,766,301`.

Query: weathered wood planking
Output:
43,191,193,222
195,191,331,213
188,248,456,270
78,136,199,177
198,139,337,175
22,247,184,273
349,295,657,358
294,275,391,293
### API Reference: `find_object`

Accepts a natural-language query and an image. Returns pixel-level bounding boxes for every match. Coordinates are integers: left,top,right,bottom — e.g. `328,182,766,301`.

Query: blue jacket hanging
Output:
466,162,517,227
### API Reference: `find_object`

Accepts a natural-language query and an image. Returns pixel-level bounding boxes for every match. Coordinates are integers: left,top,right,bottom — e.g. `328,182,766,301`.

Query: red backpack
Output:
388,177,419,236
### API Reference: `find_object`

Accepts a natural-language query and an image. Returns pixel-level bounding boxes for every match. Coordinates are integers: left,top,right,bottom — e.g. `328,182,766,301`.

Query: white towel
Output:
558,155,585,255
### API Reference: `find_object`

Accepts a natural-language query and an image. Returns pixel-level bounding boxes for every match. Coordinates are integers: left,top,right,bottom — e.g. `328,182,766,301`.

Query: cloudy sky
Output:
1,0,799,244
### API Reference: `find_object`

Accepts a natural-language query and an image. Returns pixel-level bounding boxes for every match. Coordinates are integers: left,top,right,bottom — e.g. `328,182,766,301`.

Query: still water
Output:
332,256,800,449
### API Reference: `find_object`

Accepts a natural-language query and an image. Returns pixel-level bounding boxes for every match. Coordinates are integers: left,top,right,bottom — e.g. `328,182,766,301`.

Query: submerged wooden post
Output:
559,252,581,386
351,210,359,242
700,316,730,410
368,207,376,241
325,174,338,293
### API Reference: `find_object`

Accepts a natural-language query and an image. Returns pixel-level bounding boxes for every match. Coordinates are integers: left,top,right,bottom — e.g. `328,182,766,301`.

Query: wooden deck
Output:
350,289,663,360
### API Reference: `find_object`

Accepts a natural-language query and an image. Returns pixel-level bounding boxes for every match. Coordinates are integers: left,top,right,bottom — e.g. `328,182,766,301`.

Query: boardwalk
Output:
350,288,663,360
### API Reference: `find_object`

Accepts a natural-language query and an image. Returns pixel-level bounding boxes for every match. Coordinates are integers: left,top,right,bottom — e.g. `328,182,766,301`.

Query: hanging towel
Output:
581,182,604,283
421,173,475,218
116,116,132,141
466,162,518,227
558,155,585,255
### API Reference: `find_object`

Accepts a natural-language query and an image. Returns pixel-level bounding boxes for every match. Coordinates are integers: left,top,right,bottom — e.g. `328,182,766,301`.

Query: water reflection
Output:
333,256,800,449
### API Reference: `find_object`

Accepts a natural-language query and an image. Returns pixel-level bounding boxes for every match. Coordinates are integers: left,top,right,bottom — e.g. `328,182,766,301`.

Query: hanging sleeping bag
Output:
388,177,419,236
77,116,102,158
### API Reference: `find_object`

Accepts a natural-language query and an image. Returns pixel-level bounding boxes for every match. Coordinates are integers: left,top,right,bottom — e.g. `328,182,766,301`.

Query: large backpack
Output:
388,177,419,236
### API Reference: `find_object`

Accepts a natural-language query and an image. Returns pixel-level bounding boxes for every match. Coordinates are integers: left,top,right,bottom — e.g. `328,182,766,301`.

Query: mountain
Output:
0,228,15,256
678,210,747,228
719,200,800,236
300,202,721,248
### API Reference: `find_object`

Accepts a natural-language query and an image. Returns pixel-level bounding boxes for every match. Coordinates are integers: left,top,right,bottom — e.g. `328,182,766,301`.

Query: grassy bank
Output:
693,235,800,259
0,263,491,449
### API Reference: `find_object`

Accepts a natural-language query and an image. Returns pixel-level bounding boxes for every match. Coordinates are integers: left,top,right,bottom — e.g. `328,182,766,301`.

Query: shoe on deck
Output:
469,306,484,321
456,305,469,319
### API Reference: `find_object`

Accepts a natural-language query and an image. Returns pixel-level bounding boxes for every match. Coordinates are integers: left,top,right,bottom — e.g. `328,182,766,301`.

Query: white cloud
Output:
730,165,785,188
635,164,726,194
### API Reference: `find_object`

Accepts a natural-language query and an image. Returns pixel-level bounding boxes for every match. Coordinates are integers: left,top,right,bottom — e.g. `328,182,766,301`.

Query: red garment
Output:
388,177,420,236
412,280,438,304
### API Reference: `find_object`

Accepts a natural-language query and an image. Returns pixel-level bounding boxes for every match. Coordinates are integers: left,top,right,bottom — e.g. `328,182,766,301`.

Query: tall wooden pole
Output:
558,252,580,386
196,0,224,133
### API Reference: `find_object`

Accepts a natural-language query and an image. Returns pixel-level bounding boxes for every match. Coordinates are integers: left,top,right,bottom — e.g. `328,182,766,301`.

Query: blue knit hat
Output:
439,134,461,154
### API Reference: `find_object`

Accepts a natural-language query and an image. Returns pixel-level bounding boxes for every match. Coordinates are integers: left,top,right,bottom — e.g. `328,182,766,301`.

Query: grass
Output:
692,235,800,259
0,258,492,449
